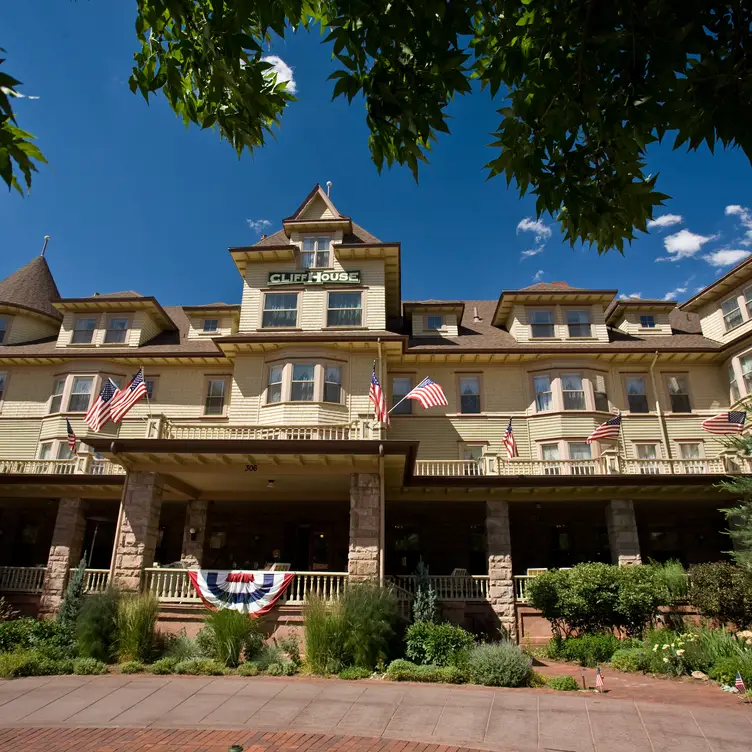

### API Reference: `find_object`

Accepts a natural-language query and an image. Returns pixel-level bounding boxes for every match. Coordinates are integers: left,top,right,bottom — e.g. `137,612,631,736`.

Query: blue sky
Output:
2,3,752,307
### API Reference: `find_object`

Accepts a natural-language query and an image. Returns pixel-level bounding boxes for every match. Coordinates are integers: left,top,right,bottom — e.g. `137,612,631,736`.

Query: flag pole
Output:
616,412,627,473
141,365,153,419
387,393,411,415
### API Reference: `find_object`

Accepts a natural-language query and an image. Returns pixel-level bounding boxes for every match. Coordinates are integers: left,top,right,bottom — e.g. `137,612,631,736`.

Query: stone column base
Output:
606,499,642,566
348,473,380,580
486,499,517,641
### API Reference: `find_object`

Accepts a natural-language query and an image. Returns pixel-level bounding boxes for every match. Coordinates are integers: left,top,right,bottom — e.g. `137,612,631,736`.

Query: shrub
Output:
528,671,548,687
611,647,650,673
557,634,623,667
689,563,752,628
0,617,76,660
174,658,225,675
151,657,178,674
413,561,438,623
163,629,202,661
255,645,284,671
277,635,301,667
201,609,258,667
76,590,120,662
465,643,532,688
0,650,73,678
650,559,688,606
116,594,158,663
58,558,86,631
266,662,284,676
73,657,108,675
386,659,464,684
680,626,746,674
0,597,17,622
707,653,752,686
120,660,145,674
547,675,580,691
238,661,260,676
304,594,347,674
616,565,669,637
405,622,475,667
342,583,398,670
642,629,697,676
338,666,372,680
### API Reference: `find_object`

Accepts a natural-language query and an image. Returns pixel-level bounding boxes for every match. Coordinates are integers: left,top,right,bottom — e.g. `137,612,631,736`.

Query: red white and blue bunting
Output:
187,570,295,616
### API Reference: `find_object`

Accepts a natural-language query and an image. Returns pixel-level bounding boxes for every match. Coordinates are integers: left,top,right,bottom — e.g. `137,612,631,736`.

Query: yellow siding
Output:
0,420,42,459
411,313,459,337
509,304,609,343
7,315,58,345
699,291,752,344
298,195,335,220
135,312,161,346
186,315,236,339
616,311,672,336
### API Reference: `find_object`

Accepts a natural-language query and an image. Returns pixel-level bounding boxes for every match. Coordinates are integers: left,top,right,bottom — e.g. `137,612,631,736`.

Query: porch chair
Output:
450,568,469,577
270,562,291,571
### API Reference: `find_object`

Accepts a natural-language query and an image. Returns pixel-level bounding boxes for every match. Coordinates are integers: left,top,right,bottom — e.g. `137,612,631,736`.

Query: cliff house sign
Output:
268,270,361,286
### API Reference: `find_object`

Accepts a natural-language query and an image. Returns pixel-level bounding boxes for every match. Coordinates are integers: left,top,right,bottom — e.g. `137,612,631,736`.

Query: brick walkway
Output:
0,674,751,751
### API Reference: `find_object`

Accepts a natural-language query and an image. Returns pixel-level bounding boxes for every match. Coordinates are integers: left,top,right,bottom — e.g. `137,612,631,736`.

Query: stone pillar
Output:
112,472,164,591
39,498,86,617
606,499,642,565
348,473,380,580
181,499,208,567
486,500,517,641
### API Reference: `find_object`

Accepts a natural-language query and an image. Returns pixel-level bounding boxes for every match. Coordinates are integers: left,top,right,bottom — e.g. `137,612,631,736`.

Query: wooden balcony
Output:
0,456,125,477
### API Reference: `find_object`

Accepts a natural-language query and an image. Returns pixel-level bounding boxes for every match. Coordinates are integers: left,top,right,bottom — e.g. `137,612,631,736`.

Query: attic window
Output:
0,316,7,345
302,237,331,269
640,315,656,328
203,319,219,333
426,315,443,330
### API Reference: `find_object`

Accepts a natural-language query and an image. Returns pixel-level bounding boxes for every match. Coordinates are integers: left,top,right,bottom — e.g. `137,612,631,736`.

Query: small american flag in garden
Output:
736,671,746,693
369,362,389,424
502,418,518,459
405,377,448,408
701,411,746,435
66,419,77,453
586,413,621,444
595,666,604,692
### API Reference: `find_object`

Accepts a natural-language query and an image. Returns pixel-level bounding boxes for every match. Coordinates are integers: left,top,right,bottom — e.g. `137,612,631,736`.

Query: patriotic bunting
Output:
187,570,294,616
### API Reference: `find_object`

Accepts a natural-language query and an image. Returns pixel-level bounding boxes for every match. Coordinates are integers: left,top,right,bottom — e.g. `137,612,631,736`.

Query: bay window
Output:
729,365,741,403
104,316,129,344
541,443,561,474
49,377,66,413
459,376,481,414
324,366,342,403
204,378,227,415
291,364,315,401
666,375,691,413
746,286,752,317
534,375,553,411
302,237,331,269
38,443,53,460
263,362,347,405
267,365,283,404
67,376,93,412
530,310,554,338
742,355,752,394
626,376,649,413
593,373,609,412
262,293,298,328
72,317,96,344
562,374,586,410
722,296,743,331
327,292,362,327
637,444,659,461
567,310,592,338
392,376,412,415
0,317,7,344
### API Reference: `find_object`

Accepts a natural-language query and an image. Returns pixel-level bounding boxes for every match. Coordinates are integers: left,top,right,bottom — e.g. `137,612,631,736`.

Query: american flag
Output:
736,671,746,693
405,377,448,409
66,419,77,453
369,363,389,424
595,666,604,692
502,418,518,459
701,411,747,435
586,413,622,444
110,367,148,423
84,378,119,432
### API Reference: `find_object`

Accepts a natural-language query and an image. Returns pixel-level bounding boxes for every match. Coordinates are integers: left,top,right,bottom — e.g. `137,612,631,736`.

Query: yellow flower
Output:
676,649,685,656
663,657,670,663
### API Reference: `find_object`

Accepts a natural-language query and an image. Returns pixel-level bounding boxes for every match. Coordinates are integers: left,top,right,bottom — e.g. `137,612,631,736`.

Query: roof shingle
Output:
0,257,62,321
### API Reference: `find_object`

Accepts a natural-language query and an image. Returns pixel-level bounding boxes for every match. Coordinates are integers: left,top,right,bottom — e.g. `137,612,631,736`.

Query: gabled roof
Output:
681,255,752,312
492,286,618,327
284,184,348,222
52,295,177,331
604,298,677,325
521,282,582,292
0,256,62,321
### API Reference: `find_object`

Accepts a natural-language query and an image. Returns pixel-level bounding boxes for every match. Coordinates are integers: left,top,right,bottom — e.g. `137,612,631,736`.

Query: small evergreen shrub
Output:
707,652,752,686
255,645,284,671
151,657,178,674
116,594,159,663
547,675,579,691
174,658,225,675
238,661,260,676
405,622,475,667
611,647,650,673
688,563,752,628
557,634,623,667
163,629,202,661
266,662,284,676
0,650,74,678
0,617,76,658
277,635,301,667
338,666,372,680
58,558,87,631
385,659,464,683
466,643,531,687
73,657,108,675
76,590,120,662
120,660,145,674
201,609,258,667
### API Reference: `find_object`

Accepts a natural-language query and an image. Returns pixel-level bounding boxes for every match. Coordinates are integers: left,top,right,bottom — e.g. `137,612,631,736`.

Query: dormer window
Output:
567,310,591,338
722,296,743,331
530,310,554,338
104,316,129,344
640,315,656,328
72,317,96,344
426,315,443,331
0,316,7,344
203,319,219,333
302,236,331,269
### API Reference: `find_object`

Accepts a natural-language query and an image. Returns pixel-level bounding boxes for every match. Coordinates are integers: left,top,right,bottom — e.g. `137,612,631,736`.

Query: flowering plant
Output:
651,632,696,676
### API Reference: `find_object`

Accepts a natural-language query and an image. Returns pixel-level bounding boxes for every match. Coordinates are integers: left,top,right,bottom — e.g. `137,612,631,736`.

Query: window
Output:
324,366,342,403
38,442,52,460
327,292,362,327
144,378,156,402
562,374,586,410
0,372,6,402
203,319,218,333
567,310,592,338
267,365,283,404
640,315,656,329
592,373,609,412
666,375,691,413
57,443,75,460
541,443,560,474
729,365,741,403
262,293,298,328
49,377,66,413
392,376,412,415
0,317,7,344
426,315,443,330
301,237,331,269
72,317,96,344
67,376,93,412
459,376,481,414
626,376,649,413
291,364,315,401
530,310,554,338
204,378,227,415
104,317,129,344
568,443,592,460
746,286,752,317
722,296,743,331
637,444,659,460
534,375,553,411
679,443,701,460
741,356,752,394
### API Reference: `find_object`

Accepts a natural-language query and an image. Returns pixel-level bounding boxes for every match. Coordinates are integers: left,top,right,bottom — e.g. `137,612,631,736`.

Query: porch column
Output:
112,472,164,591
606,499,642,565
486,500,517,641
348,473,380,580
181,499,208,567
39,498,86,617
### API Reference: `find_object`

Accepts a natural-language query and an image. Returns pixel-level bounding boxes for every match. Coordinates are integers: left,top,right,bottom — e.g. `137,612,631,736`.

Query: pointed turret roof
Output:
0,256,62,321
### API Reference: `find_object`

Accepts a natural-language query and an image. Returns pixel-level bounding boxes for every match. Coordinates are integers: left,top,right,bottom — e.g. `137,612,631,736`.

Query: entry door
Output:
294,524,332,570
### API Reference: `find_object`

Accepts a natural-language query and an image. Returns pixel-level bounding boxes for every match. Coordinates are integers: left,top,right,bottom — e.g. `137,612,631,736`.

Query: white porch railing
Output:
0,456,125,476
75,568,109,593
514,575,532,604
414,460,487,477
498,458,612,476
621,458,727,475
387,575,490,601
0,566,46,593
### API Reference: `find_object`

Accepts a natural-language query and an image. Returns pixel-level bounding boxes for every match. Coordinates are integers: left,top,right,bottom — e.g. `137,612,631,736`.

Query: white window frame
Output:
530,309,555,339
326,291,363,328
721,295,744,331
741,355,752,395
458,375,481,414
561,373,587,411
144,377,157,403
745,286,752,318
533,374,553,412
67,376,94,413
71,316,97,345
426,315,443,331
49,376,66,414
301,236,331,269
624,374,650,414
677,442,704,460
566,309,592,338
290,363,316,402
729,364,741,403
202,319,219,333
204,376,229,416
639,315,656,329
103,315,130,344
324,365,343,404
266,364,284,404
635,443,661,460
262,292,299,329
665,374,692,413
38,442,53,460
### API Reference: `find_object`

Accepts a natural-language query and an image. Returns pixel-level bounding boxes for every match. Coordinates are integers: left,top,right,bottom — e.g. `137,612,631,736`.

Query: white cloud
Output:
517,217,552,243
261,56,297,94
725,204,752,246
647,214,683,231
662,286,687,301
619,293,642,300
703,249,751,268
247,218,272,234
656,229,715,262
521,247,544,259
532,269,545,282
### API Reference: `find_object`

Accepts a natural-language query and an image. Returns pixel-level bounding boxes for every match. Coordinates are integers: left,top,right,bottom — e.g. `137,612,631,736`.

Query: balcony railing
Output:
414,459,488,477
0,456,125,477
76,568,110,594
498,458,613,476
514,575,532,604
0,566,46,593
387,574,490,601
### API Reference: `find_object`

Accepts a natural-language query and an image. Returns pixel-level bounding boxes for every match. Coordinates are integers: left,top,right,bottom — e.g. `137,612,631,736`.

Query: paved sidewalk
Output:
0,675,751,752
